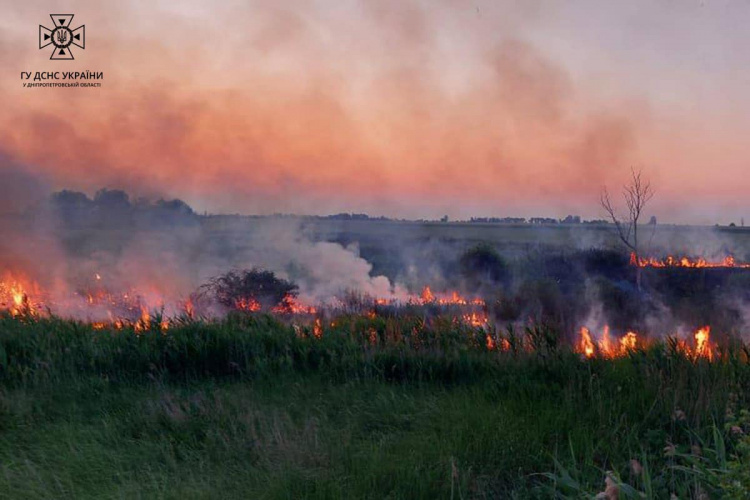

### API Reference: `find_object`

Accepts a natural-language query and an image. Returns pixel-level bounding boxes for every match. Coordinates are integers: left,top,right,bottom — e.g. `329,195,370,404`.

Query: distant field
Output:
203,216,750,252
194,217,750,283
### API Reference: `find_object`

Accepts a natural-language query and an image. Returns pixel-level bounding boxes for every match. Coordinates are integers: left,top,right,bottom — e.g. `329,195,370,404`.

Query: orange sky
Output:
2,1,750,223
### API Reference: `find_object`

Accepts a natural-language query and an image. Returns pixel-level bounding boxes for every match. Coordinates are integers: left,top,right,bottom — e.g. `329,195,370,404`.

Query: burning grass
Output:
5,255,750,497
0,308,746,389
2,313,750,498
0,268,729,367
631,251,750,269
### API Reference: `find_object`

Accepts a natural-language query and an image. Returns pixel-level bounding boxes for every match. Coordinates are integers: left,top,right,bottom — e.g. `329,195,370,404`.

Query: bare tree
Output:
601,168,654,290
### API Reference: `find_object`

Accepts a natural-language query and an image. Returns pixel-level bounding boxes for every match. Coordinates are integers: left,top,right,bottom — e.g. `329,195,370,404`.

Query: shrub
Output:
200,268,298,311
459,243,510,289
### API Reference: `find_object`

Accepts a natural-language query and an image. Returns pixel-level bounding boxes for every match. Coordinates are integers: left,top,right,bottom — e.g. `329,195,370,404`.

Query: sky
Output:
2,0,750,224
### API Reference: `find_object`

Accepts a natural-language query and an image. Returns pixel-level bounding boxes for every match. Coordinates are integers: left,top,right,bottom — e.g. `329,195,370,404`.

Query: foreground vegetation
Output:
2,314,750,498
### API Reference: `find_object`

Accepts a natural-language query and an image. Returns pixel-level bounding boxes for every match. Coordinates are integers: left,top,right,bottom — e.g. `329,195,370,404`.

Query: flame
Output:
420,286,435,303
694,326,713,360
235,297,261,312
417,286,485,307
620,331,638,351
578,326,641,359
0,269,726,364
134,306,151,332
271,294,316,315
578,327,596,358
631,252,750,269
599,325,614,357
486,333,496,350
463,311,488,328
0,273,41,317
312,318,323,339
184,299,195,318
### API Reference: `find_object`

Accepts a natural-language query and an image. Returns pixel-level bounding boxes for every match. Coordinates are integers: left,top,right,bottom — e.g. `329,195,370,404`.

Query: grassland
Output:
2,313,750,499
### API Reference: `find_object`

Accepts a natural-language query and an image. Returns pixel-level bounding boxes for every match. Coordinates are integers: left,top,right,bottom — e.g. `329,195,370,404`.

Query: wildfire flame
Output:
235,297,261,312
272,294,317,315
631,252,750,269
579,327,596,358
312,318,323,339
694,326,713,360
0,271,725,363
577,326,641,359
486,334,496,350
417,286,485,307
463,311,488,328
0,273,40,317
576,325,718,360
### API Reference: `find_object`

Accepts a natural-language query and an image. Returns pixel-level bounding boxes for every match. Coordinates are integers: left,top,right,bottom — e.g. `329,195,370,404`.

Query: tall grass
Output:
2,312,750,497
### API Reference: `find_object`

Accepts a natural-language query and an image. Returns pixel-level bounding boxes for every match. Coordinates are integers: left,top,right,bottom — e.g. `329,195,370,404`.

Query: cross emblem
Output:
39,14,85,60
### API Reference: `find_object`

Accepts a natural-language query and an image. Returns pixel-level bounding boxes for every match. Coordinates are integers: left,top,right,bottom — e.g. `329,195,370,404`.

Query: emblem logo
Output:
39,14,85,60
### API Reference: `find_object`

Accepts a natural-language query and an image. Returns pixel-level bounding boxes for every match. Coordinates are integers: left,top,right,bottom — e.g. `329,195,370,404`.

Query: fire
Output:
694,326,713,360
417,286,485,307
463,311,488,328
184,299,195,318
599,325,614,357
486,333,496,350
485,334,511,351
631,252,750,269
0,273,41,317
235,297,261,312
577,326,640,359
579,327,596,358
312,318,323,339
672,326,715,360
620,332,638,351
131,306,168,332
136,307,150,332
271,294,316,315
0,268,726,363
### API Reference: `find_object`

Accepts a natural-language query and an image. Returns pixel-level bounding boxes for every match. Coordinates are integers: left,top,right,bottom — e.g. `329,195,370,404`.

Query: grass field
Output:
2,313,750,499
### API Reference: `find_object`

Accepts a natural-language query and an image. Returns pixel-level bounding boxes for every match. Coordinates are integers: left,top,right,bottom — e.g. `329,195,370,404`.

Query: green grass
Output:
2,313,750,498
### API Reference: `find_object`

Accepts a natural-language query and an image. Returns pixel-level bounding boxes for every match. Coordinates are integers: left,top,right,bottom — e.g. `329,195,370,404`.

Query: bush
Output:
459,243,510,290
200,268,298,311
